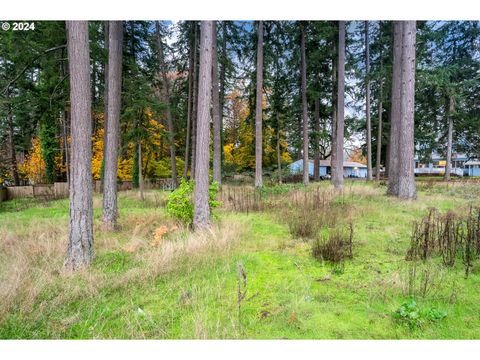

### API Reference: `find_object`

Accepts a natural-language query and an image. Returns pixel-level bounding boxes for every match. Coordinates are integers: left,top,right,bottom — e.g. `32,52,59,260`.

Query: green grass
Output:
1,181,480,339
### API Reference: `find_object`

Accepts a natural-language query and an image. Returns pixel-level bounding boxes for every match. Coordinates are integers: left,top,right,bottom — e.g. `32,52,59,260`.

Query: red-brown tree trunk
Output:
102,21,123,230
65,21,94,270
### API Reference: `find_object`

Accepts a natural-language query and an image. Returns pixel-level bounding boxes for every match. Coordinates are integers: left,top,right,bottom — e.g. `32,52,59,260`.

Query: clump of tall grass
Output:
0,210,244,328
312,223,354,263
406,206,480,277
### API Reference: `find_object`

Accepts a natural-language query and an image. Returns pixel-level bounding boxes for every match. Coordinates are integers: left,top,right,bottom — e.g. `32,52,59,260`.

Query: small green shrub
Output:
312,223,354,262
166,179,221,225
393,298,447,329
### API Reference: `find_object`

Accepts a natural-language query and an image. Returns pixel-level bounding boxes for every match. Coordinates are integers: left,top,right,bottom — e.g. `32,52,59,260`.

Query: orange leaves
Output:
150,225,178,247
91,128,104,180
19,137,46,184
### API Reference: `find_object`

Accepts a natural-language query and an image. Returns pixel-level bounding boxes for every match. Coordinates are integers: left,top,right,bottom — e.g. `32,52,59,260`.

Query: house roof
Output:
465,160,480,166
290,159,367,169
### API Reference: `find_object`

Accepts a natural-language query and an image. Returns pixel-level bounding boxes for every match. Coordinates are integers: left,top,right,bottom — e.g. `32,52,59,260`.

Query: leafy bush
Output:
393,299,447,329
166,179,221,225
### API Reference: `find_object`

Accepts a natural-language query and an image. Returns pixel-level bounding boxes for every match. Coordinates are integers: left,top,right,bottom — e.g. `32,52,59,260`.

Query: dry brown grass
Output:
0,209,244,327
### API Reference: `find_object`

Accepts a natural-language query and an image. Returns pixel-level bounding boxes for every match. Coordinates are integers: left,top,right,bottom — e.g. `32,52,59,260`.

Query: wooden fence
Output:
0,189,7,203
3,178,178,202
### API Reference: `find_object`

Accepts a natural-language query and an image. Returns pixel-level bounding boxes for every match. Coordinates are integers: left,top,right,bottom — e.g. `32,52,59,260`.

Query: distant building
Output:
289,159,368,179
465,160,480,177
414,153,470,176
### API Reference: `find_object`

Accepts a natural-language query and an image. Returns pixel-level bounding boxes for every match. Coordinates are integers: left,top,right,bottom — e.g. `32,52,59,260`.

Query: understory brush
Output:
406,206,480,277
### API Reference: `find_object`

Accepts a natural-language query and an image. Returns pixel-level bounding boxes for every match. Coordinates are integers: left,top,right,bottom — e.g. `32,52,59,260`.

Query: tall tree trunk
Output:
61,109,70,185
193,21,213,230
219,21,227,170
255,21,264,188
301,23,309,186
155,21,178,188
397,21,417,200
444,96,455,181
276,114,283,184
314,98,320,181
191,22,199,180
211,21,222,187
101,21,109,192
138,142,144,201
365,21,373,180
387,22,403,196
376,79,383,181
65,21,94,270
333,21,345,189
6,100,20,186
183,22,195,179
102,21,123,230
330,23,338,184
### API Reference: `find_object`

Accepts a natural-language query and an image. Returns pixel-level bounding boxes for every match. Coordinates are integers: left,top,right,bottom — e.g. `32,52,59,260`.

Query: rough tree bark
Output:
330,25,338,185
333,21,345,189
183,22,195,179
387,21,403,196
365,21,373,180
444,96,455,182
155,21,178,188
212,21,222,187
396,21,417,200
255,20,264,188
65,21,94,270
193,21,213,230
102,21,123,230
191,22,199,180
376,57,383,181
301,23,309,186
101,21,109,192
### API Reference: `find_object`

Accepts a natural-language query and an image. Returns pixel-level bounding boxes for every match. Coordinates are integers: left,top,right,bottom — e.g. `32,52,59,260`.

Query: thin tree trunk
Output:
365,21,373,180
444,96,455,181
155,21,178,188
255,20,264,188
387,21,403,196
101,21,109,192
397,21,417,200
62,109,70,185
6,100,20,186
65,21,94,270
212,21,222,187
376,84,383,181
314,98,320,181
219,21,227,170
183,23,194,179
333,21,345,189
193,21,213,230
191,22,199,180
276,113,283,184
301,23,309,186
102,21,123,230
330,23,338,184
138,142,144,201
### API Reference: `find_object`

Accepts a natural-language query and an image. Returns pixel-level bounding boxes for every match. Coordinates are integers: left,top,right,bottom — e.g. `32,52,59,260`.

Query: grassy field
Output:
1,180,480,339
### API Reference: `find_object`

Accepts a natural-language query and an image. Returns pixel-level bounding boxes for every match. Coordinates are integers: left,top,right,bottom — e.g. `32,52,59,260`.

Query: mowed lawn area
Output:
1,180,480,339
